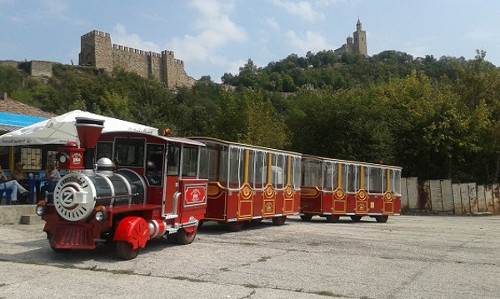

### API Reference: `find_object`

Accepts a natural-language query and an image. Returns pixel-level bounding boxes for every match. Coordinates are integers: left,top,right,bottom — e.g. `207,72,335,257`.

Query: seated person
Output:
40,164,61,202
8,162,27,183
44,164,61,180
0,165,29,205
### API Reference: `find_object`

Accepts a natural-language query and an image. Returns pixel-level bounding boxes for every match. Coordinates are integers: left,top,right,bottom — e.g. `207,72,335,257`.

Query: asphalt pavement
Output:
0,215,499,298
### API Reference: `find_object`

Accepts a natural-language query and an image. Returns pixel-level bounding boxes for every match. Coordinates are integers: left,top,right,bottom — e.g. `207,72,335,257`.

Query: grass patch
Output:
243,283,260,289
172,276,206,283
311,290,344,297
14,259,136,276
257,256,271,262
239,242,258,246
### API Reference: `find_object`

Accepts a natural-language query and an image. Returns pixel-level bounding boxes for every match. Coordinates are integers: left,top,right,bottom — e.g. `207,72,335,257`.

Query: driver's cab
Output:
95,132,205,215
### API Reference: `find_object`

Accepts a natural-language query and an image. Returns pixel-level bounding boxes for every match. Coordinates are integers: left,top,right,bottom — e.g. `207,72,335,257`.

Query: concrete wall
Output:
0,205,36,224
402,178,499,215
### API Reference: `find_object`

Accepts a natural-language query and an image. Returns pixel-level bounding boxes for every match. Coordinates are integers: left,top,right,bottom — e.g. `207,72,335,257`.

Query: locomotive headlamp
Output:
94,206,107,222
35,201,46,216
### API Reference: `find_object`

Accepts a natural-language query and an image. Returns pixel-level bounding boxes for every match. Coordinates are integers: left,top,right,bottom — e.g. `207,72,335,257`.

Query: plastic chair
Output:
0,181,12,205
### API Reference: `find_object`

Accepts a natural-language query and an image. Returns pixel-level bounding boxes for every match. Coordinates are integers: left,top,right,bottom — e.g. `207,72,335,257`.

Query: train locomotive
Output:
36,118,208,259
36,117,402,260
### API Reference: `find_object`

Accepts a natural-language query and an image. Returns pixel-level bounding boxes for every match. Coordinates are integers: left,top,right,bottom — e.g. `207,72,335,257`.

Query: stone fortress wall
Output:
0,60,53,77
79,30,195,88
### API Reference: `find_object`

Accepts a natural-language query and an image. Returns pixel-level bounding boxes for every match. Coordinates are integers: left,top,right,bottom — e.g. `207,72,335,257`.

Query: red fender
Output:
183,225,197,233
114,216,150,250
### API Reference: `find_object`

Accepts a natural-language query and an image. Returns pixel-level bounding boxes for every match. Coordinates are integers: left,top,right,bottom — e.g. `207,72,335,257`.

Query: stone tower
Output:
353,19,367,57
79,30,113,71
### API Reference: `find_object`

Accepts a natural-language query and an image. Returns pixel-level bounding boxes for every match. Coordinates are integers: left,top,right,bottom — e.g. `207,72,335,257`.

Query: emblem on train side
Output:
265,202,273,213
184,185,207,206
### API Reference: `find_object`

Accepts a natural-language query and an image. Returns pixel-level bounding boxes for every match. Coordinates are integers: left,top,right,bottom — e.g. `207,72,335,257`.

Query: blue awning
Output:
0,112,47,131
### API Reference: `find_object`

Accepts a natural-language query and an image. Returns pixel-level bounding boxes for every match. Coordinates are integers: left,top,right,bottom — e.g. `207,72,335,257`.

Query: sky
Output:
1,0,499,82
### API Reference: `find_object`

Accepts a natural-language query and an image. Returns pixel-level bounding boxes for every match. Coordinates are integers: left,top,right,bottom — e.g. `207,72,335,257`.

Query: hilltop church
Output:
334,19,368,57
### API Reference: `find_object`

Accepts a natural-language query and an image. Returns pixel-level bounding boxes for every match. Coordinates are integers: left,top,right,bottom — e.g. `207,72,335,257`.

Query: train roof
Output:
302,153,402,170
101,131,205,147
189,136,302,156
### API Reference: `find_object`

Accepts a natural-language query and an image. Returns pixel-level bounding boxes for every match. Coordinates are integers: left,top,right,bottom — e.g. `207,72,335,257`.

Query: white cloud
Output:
269,0,324,22
401,37,436,59
286,30,331,54
227,59,247,75
141,13,163,22
42,0,68,16
316,0,347,5
265,18,280,32
112,24,161,52
465,29,497,41
167,0,247,64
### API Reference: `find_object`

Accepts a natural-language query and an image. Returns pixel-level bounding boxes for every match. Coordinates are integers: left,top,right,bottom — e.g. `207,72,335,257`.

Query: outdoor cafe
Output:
0,110,158,205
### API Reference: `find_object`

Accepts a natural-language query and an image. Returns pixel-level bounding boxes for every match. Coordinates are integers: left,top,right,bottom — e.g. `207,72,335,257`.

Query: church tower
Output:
353,19,367,57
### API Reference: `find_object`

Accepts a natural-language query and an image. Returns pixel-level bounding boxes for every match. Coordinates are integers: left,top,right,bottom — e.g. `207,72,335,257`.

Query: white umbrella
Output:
0,110,158,146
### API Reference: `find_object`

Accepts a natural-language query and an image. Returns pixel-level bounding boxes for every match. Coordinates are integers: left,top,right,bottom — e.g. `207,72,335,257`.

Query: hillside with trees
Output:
0,49,498,184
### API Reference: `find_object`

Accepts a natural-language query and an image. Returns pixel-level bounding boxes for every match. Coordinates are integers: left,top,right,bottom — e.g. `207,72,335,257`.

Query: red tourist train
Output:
191,137,302,231
300,155,402,223
36,118,401,259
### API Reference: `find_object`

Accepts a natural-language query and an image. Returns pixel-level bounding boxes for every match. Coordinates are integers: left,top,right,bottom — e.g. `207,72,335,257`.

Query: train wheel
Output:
250,218,263,224
176,228,197,245
116,241,140,260
272,216,287,225
300,214,313,221
376,215,389,223
197,221,204,229
325,215,340,223
226,221,244,232
350,215,362,222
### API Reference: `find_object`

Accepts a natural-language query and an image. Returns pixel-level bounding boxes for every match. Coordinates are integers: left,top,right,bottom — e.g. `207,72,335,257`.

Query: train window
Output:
272,154,285,189
362,166,369,190
181,147,198,177
254,151,265,189
219,146,228,186
368,167,383,193
145,144,164,186
248,150,255,187
199,147,208,179
229,147,243,189
199,146,218,181
340,164,349,190
390,169,401,194
167,145,180,176
346,164,359,193
292,156,301,190
114,138,144,167
322,162,334,191
96,142,113,160
302,158,321,188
